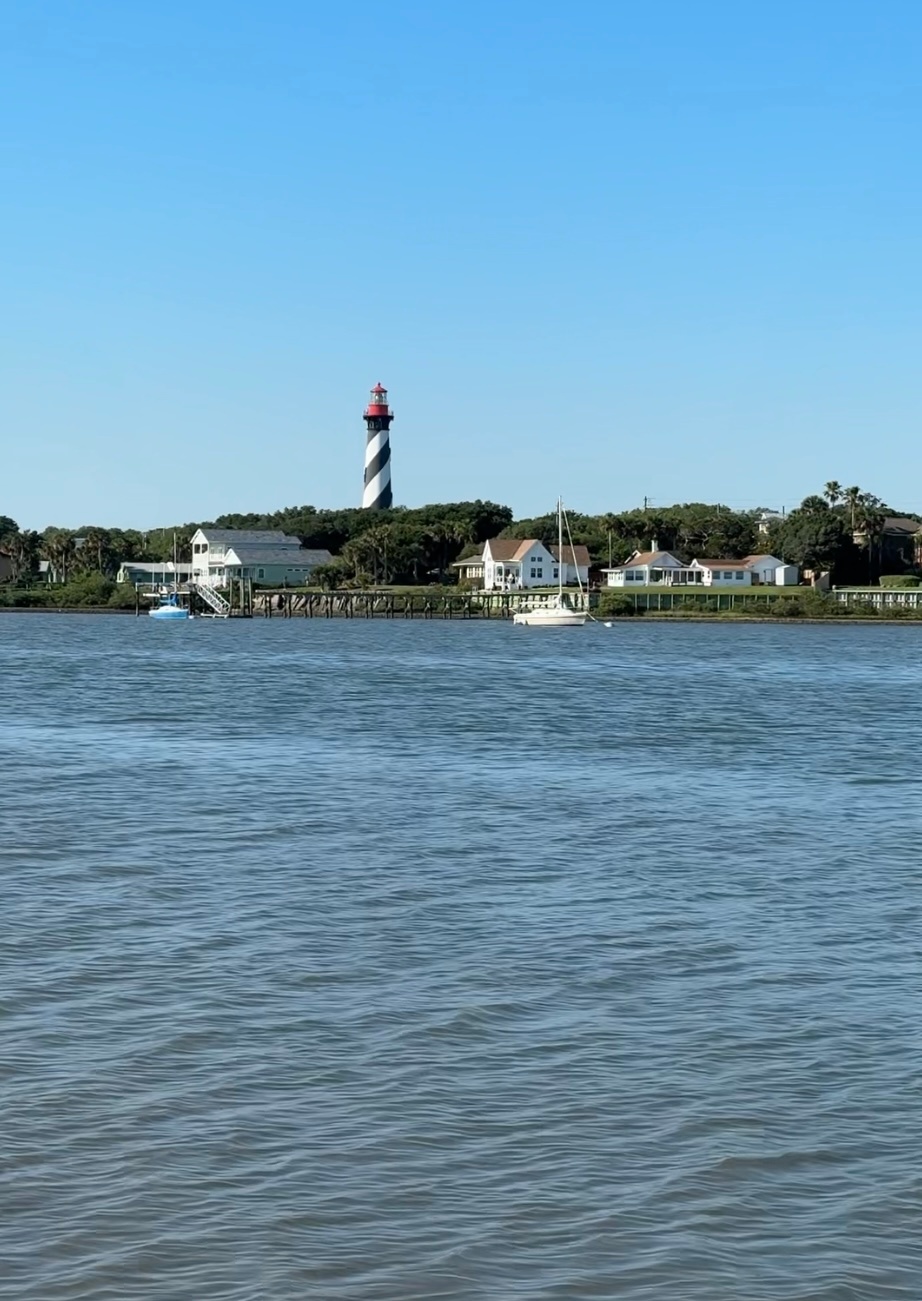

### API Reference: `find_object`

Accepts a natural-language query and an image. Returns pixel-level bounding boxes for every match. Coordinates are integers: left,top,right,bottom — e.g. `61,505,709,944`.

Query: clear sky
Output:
2,0,921,529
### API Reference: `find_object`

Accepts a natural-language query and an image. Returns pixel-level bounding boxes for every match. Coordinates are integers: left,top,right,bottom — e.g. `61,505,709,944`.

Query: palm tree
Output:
799,495,829,515
358,524,396,584
423,520,470,581
341,535,376,583
6,530,40,582
41,530,77,584
824,481,843,507
856,494,886,581
843,486,862,531
0,524,17,582
79,527,113,575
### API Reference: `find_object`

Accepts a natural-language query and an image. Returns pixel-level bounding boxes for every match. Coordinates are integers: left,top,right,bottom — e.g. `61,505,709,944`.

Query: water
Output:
2,613,922,1300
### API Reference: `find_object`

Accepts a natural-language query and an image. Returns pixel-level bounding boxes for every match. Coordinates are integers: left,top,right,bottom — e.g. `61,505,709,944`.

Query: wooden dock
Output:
138,581,591,620
249,589,584,619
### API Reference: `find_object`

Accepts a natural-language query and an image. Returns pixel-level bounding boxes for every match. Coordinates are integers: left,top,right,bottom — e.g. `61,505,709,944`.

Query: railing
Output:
188,582,231,616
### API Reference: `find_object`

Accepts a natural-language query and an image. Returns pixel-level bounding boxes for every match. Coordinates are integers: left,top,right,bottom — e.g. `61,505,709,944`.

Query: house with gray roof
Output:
190,528,332,588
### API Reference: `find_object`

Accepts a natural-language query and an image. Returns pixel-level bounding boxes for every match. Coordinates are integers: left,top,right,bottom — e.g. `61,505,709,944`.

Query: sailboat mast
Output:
558,497,564,599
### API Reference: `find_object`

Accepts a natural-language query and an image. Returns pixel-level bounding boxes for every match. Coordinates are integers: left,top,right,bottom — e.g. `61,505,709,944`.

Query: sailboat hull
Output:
511,497,588,627
149,606,189,620
512,608,587,627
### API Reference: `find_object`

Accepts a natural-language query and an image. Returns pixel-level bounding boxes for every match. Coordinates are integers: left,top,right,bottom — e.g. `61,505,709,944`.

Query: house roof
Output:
550,544,591,567
606,550,682,571
742,554,783,566
451,556,485,567
484,538,541,563
198,528,303,547
693,559,750,569
223,546,332,567
881,517,922,535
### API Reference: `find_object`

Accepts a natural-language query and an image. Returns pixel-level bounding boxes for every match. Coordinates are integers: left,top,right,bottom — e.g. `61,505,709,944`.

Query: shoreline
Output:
2,606,922,627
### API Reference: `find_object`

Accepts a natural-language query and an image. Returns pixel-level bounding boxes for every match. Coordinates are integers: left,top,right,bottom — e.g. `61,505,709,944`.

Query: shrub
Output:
879,574,921,588
597,591,639,617
107,583,139,609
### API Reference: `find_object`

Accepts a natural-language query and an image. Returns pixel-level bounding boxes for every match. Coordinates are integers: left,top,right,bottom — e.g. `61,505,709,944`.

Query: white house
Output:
689,559,754,586
190,529,332,588
757,511,785,535
453,538,590,591
604,550,799,588
117,560,194,589
602,550,688,587
743,554,799,586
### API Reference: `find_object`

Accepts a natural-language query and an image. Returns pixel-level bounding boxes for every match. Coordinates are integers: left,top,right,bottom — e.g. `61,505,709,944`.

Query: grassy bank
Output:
595,588,922,620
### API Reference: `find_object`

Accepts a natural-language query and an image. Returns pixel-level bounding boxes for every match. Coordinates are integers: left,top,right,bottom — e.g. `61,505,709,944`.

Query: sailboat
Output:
512,499,588,627
149,532,191,620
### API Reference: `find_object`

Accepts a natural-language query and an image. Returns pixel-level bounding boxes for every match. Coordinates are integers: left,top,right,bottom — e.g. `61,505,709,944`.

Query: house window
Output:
734,571,744,581
530,568,537,578
257,569,265,578
723,571,733,580
553,568,559,579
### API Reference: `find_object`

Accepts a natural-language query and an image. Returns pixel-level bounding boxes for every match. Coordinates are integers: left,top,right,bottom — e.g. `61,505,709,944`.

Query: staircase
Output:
188,582,231,617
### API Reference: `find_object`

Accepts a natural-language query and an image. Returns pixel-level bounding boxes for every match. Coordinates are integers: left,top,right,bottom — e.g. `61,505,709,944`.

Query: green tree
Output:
773,510,853,578
312,559,351,590
799,494,830,515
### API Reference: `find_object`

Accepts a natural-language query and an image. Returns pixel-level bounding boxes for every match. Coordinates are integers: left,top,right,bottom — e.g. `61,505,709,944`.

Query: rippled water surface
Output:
3,613,922,1299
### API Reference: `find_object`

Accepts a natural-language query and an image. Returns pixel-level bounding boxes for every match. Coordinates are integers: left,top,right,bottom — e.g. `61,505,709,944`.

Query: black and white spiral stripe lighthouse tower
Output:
362,382,394,510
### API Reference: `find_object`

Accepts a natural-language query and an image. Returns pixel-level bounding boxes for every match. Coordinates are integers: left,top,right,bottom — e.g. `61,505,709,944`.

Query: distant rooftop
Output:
226,546,332,566
197,528,302,547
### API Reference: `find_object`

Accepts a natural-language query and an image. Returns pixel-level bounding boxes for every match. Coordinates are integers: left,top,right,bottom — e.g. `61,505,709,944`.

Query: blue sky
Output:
2,0,921,528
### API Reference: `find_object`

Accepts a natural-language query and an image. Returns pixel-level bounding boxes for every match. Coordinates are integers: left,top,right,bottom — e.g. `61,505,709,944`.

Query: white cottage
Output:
602,550,688,587
742,554,799,586
190,528,332,588
689,559,754,587
604,549,799,588
454,538,590,591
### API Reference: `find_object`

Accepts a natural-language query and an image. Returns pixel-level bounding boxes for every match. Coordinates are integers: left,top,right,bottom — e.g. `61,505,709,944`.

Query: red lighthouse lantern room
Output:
364,383,391,419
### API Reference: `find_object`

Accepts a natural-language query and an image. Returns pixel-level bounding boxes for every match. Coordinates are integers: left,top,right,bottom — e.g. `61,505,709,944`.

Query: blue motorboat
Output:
149,592,190,620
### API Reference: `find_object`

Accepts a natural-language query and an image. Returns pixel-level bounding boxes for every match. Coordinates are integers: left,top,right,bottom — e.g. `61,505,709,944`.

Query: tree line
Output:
1,483,916,588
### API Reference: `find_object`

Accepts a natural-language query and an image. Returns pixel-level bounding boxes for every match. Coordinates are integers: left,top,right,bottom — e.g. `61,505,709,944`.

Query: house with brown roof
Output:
601,550,686,587
453,538,590,591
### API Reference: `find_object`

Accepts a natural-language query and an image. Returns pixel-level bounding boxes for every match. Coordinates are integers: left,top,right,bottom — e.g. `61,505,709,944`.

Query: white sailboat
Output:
149,532,191,620
512,499,588,627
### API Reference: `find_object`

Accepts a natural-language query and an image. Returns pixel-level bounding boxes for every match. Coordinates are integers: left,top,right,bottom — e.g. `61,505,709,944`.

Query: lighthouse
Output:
362,382,394,510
